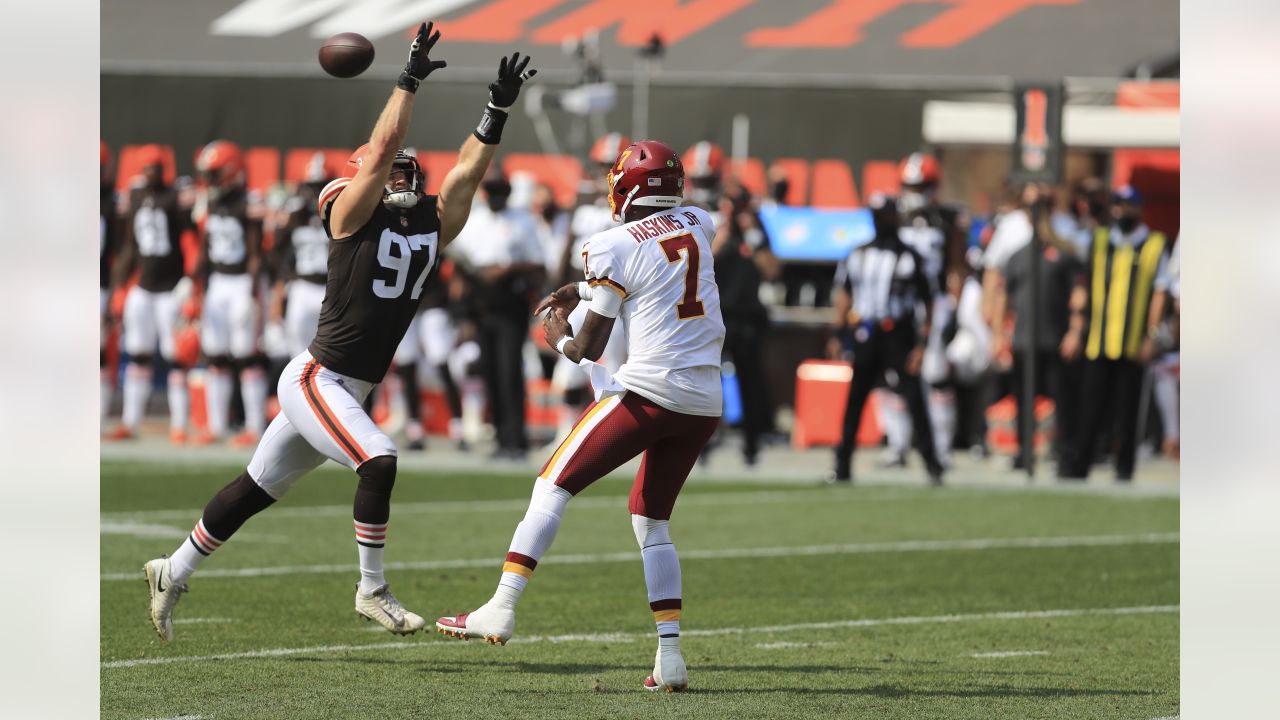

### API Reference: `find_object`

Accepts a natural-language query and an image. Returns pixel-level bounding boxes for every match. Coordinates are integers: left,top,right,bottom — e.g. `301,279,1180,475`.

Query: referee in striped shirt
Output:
829,195,945,485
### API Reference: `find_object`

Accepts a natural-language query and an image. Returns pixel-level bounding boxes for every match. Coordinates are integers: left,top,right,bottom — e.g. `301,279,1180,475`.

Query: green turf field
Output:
101,460,1178,719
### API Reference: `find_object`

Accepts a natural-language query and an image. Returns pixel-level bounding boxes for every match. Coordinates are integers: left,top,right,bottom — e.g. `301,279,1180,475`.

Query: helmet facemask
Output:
384,153,424,209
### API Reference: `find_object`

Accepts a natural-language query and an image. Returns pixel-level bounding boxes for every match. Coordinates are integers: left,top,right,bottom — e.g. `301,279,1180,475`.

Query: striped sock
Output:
651,598,682,638
491,479,571,608
355,520,387,594
169,519,223,583
494,552,536,608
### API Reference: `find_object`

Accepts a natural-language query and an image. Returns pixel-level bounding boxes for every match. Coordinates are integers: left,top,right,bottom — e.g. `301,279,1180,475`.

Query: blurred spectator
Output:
1151,234,1180,459
939,265,991,454
713,180,781,466
448,169,545,459
885,152,971,466
269,153,331,359
1058,186,1171,481
992,193,1086,471
101,141,121,424
531,183,570,286
107,145,194,443
982,183,1037,339
828,195,944,485
682,141,725,210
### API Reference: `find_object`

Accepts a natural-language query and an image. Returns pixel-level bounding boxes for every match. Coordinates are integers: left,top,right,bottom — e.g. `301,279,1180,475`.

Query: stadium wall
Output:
102,74,978,177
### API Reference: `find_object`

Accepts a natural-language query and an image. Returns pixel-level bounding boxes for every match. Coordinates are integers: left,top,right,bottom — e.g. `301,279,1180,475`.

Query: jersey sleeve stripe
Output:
588,277,627,298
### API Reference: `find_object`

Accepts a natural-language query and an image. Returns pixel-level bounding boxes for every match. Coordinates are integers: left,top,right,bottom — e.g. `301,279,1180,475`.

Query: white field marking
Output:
173,617,236,625
143,716,205,720
99,520,290,545
101,520,188,538
970,650,1050,658
100,532,1178,582
102,605,1177,669
100,487,912,524
756,641,837,649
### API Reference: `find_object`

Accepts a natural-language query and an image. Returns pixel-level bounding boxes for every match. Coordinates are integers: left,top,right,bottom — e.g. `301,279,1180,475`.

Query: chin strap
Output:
616,185,641,222
384,191,420,209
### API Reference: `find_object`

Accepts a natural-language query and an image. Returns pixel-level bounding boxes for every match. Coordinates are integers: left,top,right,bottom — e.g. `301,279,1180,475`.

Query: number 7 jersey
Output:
583,205,726,417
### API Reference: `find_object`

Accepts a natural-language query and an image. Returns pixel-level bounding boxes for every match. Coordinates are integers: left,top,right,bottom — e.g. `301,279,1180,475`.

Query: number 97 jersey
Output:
308,180,441,384
583,205,725,416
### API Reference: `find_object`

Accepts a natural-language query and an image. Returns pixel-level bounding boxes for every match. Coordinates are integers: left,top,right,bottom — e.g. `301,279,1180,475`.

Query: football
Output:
318,32,375,78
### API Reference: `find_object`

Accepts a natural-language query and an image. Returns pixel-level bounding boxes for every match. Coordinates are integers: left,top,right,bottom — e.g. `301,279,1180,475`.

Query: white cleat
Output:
435,601,515,645
644,642,688,692
144,557,187,642
355,584,426,635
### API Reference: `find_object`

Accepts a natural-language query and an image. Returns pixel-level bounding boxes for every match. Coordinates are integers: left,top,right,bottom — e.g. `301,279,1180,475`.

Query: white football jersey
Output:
582,206,725,417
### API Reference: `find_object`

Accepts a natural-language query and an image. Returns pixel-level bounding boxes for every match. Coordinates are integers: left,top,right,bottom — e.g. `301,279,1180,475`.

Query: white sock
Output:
879,390,910,456
169,519,224,584
100,367,113,422
206,368,231,437
929,389,955,463
355,520,387,594
122,363,152,430
240,366,267,435
492,478,572,609
168,369,188,432
1153,367,1179,442
633,514,682,638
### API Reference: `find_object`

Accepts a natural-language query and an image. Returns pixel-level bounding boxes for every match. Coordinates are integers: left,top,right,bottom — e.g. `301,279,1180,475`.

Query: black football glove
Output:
487,52,536,109
397,21,447,93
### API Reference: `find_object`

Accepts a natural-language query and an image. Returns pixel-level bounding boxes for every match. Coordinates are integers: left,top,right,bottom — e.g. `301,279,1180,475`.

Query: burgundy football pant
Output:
538,391,719,520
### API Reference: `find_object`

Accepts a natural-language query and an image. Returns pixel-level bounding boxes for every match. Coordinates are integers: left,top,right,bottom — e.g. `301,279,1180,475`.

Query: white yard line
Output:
173,617,236,625
143,716,206,720
100,487,913,524
102,605,1177,669
970,650,1050,658
100,532,1177,582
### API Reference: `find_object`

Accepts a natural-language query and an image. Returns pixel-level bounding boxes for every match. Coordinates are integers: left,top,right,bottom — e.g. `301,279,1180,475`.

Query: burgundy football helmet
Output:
606,140,685,222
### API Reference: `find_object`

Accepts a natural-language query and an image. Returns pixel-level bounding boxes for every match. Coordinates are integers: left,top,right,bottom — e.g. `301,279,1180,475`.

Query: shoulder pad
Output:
317,177,351,219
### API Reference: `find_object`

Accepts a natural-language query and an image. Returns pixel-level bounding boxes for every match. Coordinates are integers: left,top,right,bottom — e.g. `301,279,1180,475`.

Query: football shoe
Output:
143,557,188,642
644,642,688,692
435,601,515,645
355,584,425,635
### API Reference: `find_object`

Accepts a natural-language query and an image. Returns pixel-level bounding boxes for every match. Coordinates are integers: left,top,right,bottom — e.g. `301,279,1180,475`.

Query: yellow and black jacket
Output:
1084,227,1166,361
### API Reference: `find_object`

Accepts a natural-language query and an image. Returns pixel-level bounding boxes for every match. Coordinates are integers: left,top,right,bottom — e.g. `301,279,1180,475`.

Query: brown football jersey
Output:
308,198,441,383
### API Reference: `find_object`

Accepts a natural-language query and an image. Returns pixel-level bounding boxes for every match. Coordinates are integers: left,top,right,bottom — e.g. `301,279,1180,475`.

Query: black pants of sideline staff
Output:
834,322,944,482
1059,358,1144,480
1011,349,1082,470
724,323,772,464
477,311,529,455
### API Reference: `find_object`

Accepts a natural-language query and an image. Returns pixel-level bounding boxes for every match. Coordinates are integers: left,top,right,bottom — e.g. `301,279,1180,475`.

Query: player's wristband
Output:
396,72,421,94
555,336,572,356
577,281,594,301
473,104,509,145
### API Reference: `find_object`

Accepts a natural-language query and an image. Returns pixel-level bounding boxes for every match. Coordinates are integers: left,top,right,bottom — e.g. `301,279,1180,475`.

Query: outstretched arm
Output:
330,22,446,239
437,136,496,245
438,53,537,245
